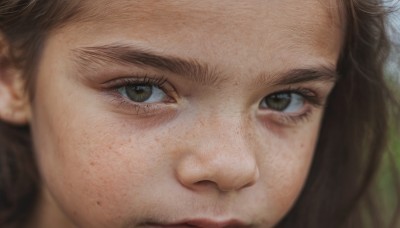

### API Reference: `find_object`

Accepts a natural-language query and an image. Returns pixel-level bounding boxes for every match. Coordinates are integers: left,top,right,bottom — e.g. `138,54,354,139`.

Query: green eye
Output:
264,93,291,111
118,84,166,103
125,85,153,102
260,92,305,112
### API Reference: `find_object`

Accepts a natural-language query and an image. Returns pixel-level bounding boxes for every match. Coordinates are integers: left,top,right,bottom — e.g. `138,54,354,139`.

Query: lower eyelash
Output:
279,108,313,125
264,86,323,125
109,95,165,116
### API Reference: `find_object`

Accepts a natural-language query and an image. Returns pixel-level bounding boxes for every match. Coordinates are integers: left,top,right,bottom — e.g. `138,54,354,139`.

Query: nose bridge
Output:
176,113,259,192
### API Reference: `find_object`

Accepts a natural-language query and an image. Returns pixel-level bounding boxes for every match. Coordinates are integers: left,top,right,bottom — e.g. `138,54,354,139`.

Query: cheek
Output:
30,90,168,225
255,122,319,222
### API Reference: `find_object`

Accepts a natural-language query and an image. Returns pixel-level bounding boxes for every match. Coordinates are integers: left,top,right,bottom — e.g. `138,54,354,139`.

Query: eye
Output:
118,84,167,103
259,92,305,113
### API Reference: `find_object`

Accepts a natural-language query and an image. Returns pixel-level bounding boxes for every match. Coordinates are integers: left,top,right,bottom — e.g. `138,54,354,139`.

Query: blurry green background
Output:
376,2,400,225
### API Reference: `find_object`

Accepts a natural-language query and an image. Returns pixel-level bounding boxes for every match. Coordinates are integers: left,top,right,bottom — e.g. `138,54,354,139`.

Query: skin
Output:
0,0,342,227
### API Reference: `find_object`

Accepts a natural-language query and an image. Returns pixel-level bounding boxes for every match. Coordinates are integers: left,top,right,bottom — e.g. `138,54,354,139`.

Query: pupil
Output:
126,84,153,102
266,93,291,111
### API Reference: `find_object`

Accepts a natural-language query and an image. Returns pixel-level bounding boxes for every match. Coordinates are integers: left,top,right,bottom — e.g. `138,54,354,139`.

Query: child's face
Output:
29,0,341,227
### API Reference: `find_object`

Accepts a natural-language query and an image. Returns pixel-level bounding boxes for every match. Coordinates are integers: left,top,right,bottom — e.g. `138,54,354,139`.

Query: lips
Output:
145,218,249,228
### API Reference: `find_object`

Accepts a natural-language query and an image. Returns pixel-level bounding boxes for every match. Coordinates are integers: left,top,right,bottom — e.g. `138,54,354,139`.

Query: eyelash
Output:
103,75,174,115
103,75,325,124
266,87,323,125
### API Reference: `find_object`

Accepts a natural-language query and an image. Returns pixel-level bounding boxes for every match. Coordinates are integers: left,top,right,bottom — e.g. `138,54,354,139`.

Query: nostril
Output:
194,180,219,188
195,180,214,186
175,142,259,192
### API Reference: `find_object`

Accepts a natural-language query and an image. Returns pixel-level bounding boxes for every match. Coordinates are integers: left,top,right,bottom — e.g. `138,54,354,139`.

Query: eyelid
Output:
102,75,166,89
101,75,178,116
276,87,324,108
258,86,327,125
104,75,178,97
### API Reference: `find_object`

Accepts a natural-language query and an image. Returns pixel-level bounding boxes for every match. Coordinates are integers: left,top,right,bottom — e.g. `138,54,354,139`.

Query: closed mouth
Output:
142,218,250,228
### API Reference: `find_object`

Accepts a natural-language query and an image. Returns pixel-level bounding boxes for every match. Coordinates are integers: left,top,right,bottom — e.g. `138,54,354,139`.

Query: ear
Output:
0,34,31,125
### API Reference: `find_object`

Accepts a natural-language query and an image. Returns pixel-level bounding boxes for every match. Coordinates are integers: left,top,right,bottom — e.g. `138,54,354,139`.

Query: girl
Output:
0,0,399,227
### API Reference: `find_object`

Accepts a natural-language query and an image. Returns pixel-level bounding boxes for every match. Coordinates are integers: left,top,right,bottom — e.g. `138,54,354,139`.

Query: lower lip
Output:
144,225,194,228
143,224,197,228
143,220,246,228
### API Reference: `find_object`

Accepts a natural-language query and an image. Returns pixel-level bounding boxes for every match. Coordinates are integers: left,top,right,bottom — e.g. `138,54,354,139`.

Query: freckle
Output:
90,162,95,166
96,201,102,206
300,144,304,148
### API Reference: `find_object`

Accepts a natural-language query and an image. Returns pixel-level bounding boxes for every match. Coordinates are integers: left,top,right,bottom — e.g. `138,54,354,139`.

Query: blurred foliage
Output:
364,74,400,227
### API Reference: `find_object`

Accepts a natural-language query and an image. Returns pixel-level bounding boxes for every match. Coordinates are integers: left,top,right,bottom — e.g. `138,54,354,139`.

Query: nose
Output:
175,116,260,192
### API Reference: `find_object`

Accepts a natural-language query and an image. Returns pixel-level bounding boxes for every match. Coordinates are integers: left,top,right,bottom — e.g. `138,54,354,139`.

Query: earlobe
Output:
0,34,31,125
0,76,31,125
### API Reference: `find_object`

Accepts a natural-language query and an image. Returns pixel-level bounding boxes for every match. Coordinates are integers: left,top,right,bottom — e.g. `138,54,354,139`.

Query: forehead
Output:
77,0,341,25
71,0,343,47
52,0,343,74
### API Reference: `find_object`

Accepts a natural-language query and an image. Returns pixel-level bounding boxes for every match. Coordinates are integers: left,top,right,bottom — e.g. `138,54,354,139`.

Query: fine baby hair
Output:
0,1,400,228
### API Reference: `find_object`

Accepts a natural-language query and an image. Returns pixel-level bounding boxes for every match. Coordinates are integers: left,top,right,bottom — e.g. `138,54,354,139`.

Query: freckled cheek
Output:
257,124,319,220
35,114,170,222
72,134,155,186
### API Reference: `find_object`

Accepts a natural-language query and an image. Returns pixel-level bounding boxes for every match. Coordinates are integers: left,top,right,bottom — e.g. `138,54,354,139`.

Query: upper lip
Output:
147,218,249,228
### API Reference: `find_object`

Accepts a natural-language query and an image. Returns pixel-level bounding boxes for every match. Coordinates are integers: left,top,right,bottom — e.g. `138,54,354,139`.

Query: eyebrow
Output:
266,66,339,87
71,43,339,87
72,44,222,87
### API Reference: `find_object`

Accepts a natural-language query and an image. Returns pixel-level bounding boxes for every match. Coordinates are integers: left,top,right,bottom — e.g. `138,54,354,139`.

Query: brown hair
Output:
278,1,400,227
0,0,399,227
